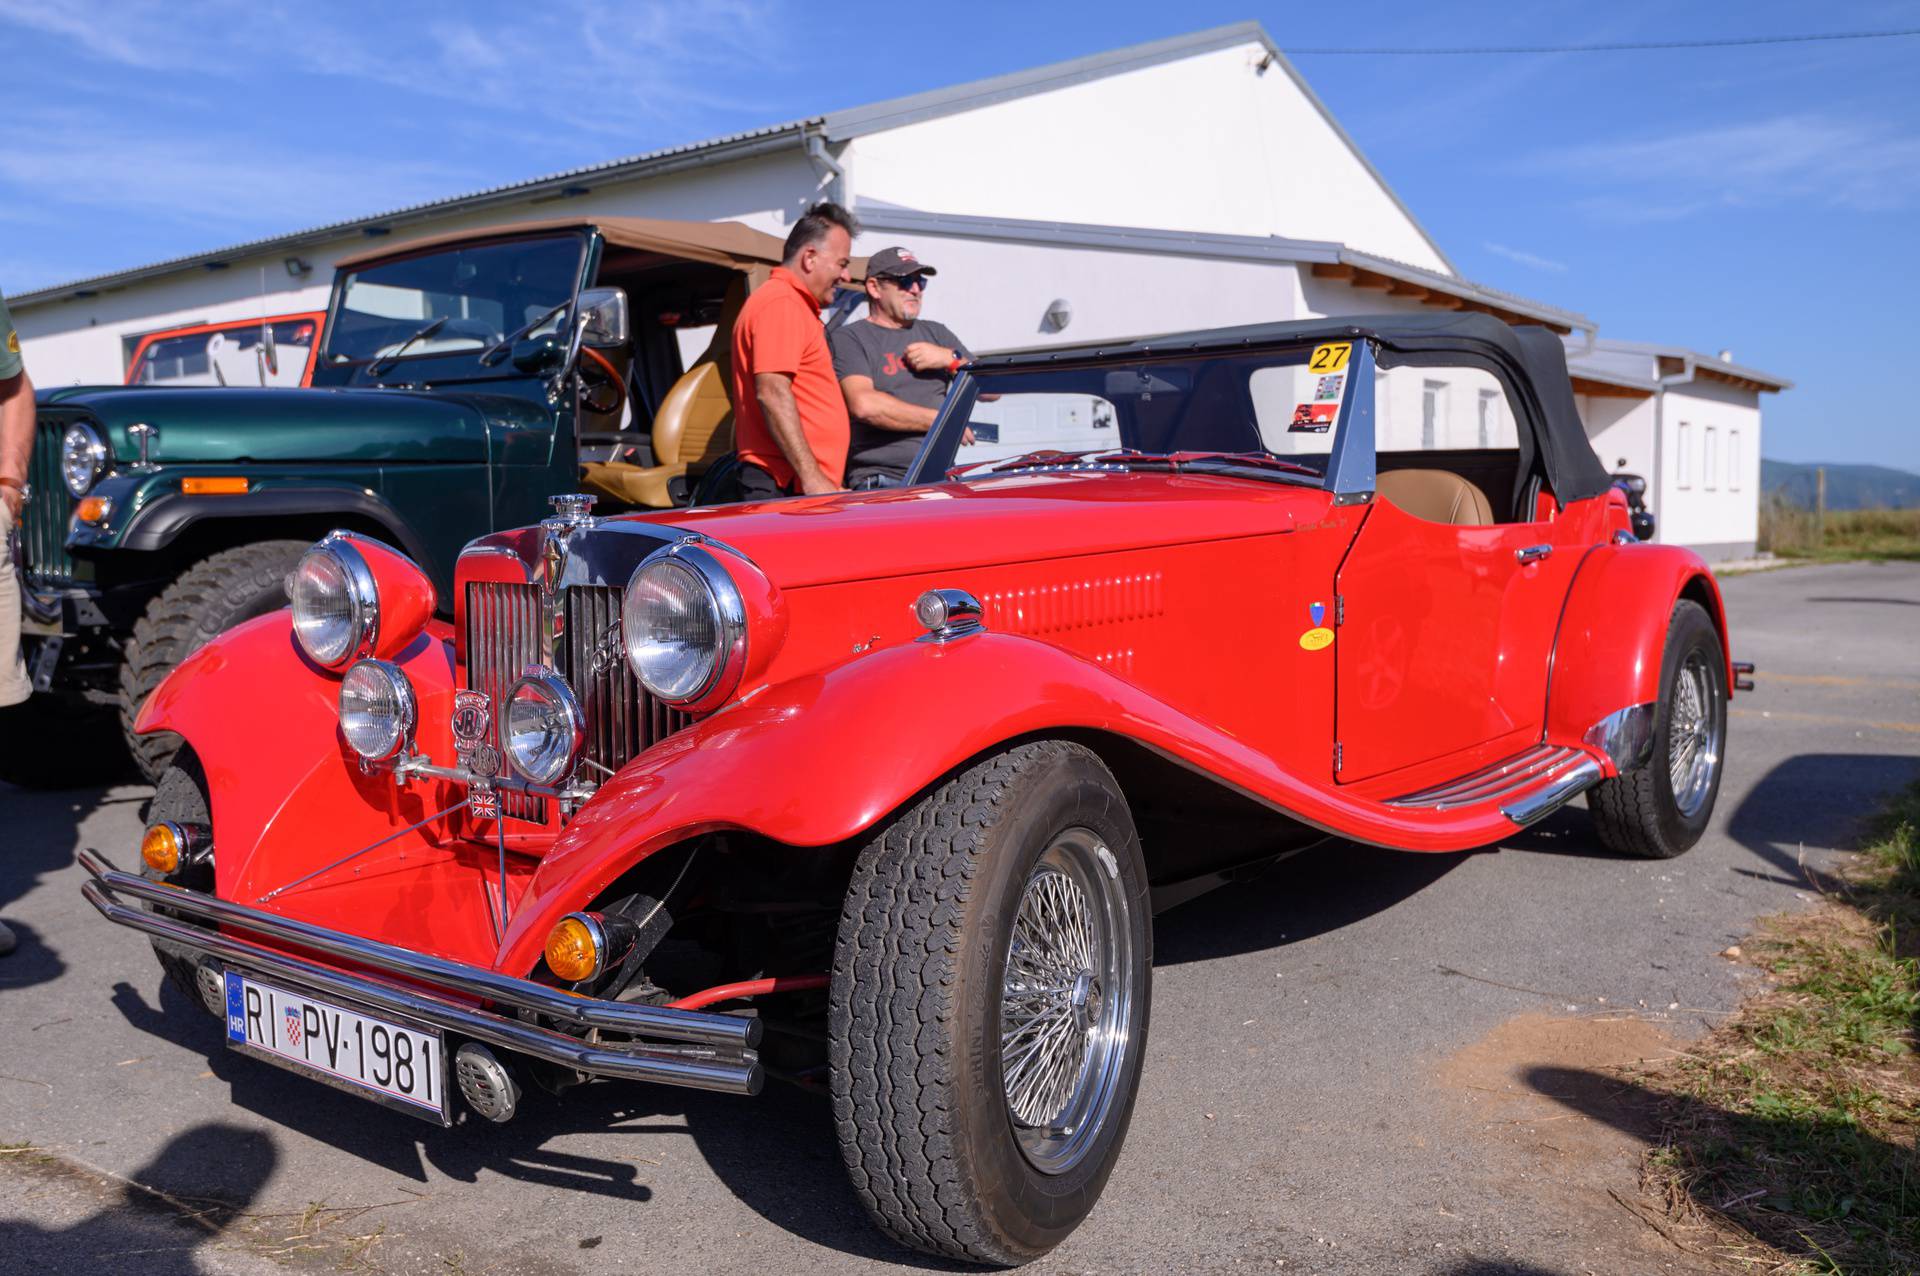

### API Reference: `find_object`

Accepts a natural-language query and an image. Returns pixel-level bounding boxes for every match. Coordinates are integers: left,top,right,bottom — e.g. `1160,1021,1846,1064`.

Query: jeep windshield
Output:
912,343,1354,488
314,234,588,385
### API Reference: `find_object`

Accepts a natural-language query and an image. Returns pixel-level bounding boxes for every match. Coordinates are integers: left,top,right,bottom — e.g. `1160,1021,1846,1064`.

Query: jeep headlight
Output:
290,534,378,670
61,422,108,496
621,543,745,706
504,670,585,785
338,659,416,761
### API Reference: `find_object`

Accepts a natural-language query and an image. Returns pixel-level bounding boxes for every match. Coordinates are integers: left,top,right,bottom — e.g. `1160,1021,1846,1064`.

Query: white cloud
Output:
1481,241,1567,273
1530,115,1920,219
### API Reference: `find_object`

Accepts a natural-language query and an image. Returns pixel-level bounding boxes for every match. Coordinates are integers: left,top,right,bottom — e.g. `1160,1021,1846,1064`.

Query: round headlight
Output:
338,659,416,761
290,535,378,670
621,544,745,705
504,670,585,786
61,422,108,496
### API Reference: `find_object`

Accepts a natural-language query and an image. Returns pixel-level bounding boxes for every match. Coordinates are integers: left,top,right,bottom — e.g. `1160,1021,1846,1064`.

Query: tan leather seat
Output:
580,278,746,509
1376,469,1495,525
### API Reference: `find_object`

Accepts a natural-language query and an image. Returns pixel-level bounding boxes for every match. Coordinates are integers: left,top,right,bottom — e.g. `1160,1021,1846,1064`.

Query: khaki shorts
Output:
1,501,30,707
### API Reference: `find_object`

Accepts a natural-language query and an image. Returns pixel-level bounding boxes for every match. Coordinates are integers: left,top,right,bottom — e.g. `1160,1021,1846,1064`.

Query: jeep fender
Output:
1544,542,1728,747
113,486,439,582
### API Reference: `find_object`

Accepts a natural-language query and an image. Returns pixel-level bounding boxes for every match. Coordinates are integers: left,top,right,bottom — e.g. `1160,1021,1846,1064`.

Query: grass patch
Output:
1635,781,1920,1273
1759,497,1920,562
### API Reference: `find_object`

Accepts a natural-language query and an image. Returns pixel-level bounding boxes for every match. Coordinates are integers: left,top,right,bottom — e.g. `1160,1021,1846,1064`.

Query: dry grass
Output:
1630,782,1920,1274
1759,497,1920,562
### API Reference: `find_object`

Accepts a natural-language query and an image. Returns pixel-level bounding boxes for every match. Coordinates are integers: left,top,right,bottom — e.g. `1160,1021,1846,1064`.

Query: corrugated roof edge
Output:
1590,337,1792,391
9,121,816,310
822,21,1459,277
855,203,1585,331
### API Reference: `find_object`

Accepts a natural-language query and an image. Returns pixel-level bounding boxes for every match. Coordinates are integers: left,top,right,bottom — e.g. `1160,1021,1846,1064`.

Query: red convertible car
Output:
83,312,1741,1265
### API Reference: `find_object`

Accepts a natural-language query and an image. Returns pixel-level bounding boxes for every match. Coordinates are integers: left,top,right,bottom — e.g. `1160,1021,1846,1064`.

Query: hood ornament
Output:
537,494,598,661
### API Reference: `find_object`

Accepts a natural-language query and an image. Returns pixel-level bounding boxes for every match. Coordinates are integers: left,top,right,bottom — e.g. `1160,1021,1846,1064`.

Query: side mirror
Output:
1631,510,1655,542
577,287,629,348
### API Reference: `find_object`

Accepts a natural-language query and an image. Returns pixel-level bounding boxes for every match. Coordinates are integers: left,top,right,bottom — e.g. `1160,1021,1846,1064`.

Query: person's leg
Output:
733,462,791,502
845,467,903,491
0,503,29,708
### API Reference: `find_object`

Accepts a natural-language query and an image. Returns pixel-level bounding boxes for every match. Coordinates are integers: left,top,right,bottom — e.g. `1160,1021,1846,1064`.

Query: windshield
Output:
129,318,319,387
321,235,586,371
913,341,1359,485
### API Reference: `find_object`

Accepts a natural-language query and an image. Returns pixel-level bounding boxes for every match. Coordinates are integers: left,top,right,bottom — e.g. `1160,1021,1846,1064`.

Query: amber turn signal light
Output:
181,476,248,496
141,823,183,874
544,914,602,983
76,495,113,524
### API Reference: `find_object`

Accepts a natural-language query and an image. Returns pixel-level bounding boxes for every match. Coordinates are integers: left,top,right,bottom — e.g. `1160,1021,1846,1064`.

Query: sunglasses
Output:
882,274,930,292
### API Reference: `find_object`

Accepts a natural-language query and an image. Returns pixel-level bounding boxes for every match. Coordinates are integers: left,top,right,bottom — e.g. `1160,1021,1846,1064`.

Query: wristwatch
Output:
0,476,28,505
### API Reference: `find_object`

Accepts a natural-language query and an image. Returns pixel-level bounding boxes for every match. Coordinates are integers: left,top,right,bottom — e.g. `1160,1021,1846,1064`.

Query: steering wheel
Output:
579,346,629,420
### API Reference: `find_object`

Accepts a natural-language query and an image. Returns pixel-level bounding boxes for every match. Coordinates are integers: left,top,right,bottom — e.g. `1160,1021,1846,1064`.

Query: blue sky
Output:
2,0,1916,468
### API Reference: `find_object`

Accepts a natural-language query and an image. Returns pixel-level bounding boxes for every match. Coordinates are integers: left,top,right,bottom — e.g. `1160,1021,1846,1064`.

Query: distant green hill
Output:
1762,460,1920,510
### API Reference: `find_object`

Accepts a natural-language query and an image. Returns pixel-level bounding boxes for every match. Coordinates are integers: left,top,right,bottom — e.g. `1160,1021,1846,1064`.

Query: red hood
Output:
619,473,1329,588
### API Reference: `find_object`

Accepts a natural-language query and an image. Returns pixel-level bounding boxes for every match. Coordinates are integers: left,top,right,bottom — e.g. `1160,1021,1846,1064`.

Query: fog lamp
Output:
141,822,192,874
545,914,603,982
338,659,416,761
504,670,585,785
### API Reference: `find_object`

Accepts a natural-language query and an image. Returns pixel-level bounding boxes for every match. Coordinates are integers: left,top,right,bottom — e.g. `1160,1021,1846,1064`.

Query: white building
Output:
9,21,1785,556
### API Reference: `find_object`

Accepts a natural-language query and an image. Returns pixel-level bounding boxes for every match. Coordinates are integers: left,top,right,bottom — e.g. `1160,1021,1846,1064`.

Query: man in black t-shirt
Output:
828,246,971,488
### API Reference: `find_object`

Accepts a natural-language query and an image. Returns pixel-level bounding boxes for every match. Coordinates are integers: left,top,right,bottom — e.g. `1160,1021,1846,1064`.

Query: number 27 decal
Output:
1308,342,1351,373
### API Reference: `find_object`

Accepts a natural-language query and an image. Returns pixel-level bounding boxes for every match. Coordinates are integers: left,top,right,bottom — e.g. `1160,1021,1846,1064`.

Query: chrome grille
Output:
464,581,690,823
22,415,77,588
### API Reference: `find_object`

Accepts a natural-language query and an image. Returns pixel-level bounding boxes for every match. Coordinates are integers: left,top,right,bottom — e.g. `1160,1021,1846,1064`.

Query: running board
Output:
1385,744,1604,826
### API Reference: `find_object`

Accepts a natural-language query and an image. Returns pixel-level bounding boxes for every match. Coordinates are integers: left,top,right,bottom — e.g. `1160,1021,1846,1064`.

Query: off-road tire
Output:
119,540,308,783
144,752,217,1012
1588,599,1727,859
830,740,1151,1266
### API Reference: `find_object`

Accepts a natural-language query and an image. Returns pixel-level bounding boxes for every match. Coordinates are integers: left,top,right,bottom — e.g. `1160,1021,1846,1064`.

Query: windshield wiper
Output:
367,317,449,377
951,448,1320,485
477,301,571,368
1170,451,1322,481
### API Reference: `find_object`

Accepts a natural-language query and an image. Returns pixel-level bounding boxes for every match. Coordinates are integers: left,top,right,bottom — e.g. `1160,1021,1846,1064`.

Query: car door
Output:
1333,360,1584,784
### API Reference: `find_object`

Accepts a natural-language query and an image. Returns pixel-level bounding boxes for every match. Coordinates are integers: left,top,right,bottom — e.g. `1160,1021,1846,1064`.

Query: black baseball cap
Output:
866,246,937,279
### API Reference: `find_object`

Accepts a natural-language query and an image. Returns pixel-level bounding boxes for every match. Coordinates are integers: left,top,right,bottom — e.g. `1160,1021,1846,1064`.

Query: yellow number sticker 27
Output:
1308,342,1351,373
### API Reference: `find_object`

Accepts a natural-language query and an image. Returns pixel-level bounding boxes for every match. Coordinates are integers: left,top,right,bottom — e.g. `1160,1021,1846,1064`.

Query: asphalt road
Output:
4,560,1918,1276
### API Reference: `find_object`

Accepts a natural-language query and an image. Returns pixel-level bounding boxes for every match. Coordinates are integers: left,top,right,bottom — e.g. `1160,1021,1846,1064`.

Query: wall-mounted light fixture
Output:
1043,298,1073,333
284,256,311,278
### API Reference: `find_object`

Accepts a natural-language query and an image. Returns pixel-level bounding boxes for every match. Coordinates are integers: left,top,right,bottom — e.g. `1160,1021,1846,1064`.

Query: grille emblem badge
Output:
452,690,500,819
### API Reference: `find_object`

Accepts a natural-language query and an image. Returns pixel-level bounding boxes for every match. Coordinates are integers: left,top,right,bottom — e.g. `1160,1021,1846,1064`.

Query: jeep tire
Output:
1588,599,1727,859
119,540,309,783
830,740,1151,1265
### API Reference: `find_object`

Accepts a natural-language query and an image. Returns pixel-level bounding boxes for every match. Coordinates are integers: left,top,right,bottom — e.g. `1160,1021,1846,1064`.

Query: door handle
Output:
1515,544,1554,564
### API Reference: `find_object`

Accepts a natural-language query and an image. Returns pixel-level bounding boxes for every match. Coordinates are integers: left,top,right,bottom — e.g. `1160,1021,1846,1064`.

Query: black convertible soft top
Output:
972,312,1614,505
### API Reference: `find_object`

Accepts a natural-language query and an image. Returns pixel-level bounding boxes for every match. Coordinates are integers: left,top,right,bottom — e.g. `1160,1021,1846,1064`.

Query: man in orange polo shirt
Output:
730,202,857,498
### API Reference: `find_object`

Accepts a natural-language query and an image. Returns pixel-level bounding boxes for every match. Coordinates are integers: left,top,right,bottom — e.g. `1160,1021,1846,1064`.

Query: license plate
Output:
223,971,449,1124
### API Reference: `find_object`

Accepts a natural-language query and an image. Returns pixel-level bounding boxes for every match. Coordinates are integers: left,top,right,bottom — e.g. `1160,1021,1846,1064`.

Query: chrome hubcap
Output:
1000,829,1135,1176
1667,651,1723,819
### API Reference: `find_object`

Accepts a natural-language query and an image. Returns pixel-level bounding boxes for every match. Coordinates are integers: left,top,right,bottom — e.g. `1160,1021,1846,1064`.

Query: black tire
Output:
119,540,308,783
1588,599,1727,859
830,741,1151,1266
0,693,134,789
145,752,217,1012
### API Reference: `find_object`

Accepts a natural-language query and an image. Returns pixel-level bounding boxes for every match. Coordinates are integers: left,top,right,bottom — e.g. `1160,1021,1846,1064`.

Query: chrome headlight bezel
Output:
337,659,417,762
620,541,747,708
60,422,109,497
503,669,587,786
290,533,380,671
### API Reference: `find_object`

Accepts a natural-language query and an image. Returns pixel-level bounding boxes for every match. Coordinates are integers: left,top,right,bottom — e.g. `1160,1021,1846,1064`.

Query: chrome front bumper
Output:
79,850,762,1096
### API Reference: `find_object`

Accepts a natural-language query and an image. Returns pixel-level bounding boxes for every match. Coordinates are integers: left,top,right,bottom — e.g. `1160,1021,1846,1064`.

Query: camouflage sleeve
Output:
0,293,22,381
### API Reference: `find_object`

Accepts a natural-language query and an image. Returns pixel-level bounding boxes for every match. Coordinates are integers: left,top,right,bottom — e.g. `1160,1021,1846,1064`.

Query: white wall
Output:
847,42,1451,275
862,231,1302,353
14,151,822,386
1657,377,1762,550
1577,393,1656,483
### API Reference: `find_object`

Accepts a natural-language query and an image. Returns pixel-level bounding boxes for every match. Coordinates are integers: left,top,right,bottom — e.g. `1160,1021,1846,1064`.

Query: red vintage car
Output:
82,313,1742,1265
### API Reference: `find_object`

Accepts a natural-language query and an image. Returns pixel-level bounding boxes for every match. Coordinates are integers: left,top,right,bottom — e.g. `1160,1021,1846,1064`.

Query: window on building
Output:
1704,425,1719,490
1477,388,1498,448
1421,380,1445,449
1729,429,1742,490
1375,371,1390,433
1676,421,1692,488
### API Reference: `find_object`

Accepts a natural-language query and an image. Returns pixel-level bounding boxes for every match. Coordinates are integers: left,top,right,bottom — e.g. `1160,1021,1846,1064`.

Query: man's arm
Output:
839,375,938,434
0,369,34,521
753,372,838,495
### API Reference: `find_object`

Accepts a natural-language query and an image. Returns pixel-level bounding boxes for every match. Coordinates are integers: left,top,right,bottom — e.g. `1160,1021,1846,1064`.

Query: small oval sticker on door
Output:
1299,627,1335,651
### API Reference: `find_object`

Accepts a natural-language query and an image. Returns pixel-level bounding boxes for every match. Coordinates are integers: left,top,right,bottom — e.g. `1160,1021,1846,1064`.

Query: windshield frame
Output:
905,339,1382,499
315,230,593,386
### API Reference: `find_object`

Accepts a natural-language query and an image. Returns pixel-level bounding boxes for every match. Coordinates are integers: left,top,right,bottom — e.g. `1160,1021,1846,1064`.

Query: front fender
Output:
1545,542,1728,744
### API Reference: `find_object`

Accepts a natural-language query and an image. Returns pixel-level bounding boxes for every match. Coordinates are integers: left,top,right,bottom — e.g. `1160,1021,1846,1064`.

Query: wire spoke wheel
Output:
999,828,1136,1176
1666,650,1722,819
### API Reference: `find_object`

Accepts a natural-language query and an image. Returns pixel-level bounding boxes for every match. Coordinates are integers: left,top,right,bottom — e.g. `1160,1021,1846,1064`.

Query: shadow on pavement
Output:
0,783,148,990
1726,752,1920,897
0,1122,276,1275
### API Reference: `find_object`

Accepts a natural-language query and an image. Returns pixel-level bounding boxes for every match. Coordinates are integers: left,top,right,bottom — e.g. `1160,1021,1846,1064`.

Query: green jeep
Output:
12,217,814,786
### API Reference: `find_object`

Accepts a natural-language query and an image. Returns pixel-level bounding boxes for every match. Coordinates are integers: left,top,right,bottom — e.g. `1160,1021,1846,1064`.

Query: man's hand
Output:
902,342,958,373
796,471,840,496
